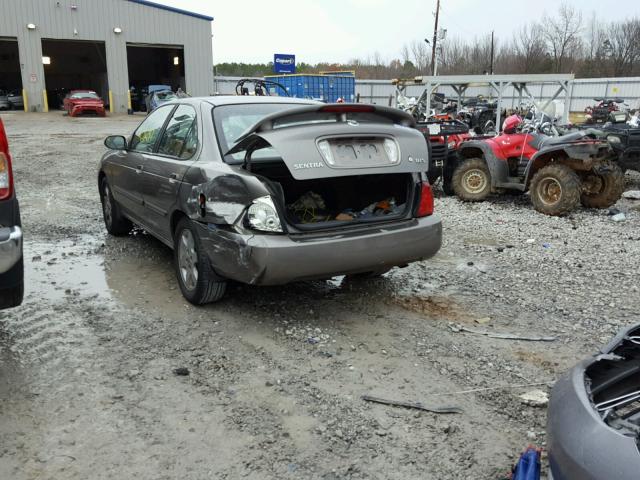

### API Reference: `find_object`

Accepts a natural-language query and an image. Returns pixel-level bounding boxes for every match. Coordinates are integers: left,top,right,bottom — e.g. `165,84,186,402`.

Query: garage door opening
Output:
41,39,108,111
0,38,23,110
127,44,185,112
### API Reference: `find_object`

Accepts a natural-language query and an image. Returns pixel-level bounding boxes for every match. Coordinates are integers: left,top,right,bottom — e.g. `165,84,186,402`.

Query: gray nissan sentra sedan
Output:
99,97,442,304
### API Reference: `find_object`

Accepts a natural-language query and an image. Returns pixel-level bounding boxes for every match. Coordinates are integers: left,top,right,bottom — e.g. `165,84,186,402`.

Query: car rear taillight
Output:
0,152,13,201
416,181,434,217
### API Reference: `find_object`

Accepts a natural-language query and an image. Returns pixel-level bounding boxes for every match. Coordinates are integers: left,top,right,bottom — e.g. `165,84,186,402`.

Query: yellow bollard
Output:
109,90,114,114
22,89,28,112
42,90,49,113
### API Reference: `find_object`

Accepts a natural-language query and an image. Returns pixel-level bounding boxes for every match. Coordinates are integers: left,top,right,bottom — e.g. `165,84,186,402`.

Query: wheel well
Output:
459,147,484,160
526,153,567,187
98,171,106,190
170,210,188,237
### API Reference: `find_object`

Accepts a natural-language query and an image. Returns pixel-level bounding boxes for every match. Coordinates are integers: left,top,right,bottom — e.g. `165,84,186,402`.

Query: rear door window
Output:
130,105,174,153
156,105,198,159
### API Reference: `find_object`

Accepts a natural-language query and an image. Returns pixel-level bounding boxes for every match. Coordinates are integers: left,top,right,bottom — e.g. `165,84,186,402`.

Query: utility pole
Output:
430,0,440,76
489,30,495,75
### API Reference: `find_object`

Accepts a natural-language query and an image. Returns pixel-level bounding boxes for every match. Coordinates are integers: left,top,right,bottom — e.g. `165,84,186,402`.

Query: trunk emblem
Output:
293,162,325,170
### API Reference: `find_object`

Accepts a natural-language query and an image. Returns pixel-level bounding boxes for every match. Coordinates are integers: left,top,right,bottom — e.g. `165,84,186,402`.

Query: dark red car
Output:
63,90,106,117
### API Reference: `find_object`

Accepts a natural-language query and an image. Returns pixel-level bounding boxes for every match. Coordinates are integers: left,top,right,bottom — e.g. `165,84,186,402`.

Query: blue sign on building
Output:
274,54,296,74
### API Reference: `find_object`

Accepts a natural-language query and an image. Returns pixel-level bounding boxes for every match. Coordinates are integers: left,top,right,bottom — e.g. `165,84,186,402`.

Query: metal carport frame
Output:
418,74,575,129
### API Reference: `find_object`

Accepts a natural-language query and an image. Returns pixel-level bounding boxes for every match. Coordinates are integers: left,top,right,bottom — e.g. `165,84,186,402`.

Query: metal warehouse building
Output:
0,0,213,113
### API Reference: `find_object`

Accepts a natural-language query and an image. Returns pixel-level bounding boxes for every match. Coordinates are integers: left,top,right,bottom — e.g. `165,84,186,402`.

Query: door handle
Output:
135,165,144,174
169,173,179,184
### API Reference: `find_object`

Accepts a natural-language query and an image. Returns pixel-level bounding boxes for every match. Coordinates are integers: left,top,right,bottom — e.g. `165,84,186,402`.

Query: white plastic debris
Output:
611,213,626,222
518,390,549,407
622,190,640,200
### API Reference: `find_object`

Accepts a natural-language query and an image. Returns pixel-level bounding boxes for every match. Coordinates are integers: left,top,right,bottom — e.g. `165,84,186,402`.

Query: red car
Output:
63,90,106,117
0,117,24,309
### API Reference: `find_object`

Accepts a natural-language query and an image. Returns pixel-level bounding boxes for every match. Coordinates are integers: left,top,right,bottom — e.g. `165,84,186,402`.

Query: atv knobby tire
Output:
451,158,491,201
529,164,581,216
580,165,625,209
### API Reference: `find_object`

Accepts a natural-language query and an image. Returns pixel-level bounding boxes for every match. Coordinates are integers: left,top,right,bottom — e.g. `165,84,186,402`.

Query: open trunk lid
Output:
225,104,430,180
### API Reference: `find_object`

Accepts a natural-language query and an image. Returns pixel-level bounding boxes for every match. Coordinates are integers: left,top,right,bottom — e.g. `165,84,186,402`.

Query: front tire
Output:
529,164,581,216
100,177,132,236
174,218,227,305
451,157,492,201
580,165,625,208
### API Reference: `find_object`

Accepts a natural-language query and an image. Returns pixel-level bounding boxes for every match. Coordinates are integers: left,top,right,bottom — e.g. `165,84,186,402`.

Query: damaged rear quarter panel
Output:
178,102,272,226
183,170,268,225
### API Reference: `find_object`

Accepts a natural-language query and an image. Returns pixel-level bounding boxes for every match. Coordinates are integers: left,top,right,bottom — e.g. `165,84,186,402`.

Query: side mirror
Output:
104,135,127,150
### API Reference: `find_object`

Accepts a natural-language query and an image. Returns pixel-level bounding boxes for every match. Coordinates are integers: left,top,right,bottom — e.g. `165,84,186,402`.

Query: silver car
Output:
7,91,23,110
547,322,640,479
99,97,441,304
0,92,10,111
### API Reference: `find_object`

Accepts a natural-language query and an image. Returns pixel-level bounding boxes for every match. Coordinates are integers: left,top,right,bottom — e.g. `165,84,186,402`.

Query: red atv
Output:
416,119,473,195
585,98,625,124
451,115,624,216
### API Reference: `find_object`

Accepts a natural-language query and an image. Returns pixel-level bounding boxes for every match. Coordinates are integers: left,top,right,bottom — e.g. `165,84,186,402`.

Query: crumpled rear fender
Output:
182,170,269,226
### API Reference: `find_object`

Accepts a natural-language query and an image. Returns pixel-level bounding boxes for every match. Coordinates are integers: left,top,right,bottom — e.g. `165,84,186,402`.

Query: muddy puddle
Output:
25,235,109,302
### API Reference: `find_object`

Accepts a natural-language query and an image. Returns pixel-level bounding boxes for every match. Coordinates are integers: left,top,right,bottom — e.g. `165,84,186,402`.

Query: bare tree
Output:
542,2,583,72
409,39,430,73
605,19,640,76
511,24,549,73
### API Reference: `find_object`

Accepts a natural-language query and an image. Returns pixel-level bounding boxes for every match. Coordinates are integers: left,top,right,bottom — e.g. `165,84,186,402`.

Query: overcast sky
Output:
161,0,639,64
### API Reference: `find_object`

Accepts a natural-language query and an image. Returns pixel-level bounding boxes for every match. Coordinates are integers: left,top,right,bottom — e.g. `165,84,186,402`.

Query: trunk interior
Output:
249,161,414,230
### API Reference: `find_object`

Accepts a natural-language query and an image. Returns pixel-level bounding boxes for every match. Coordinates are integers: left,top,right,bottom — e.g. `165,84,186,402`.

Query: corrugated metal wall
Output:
212,75,640,112
0,0,213,112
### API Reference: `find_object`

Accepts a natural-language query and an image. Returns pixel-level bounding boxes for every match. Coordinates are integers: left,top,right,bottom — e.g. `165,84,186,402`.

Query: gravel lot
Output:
1,111,639,479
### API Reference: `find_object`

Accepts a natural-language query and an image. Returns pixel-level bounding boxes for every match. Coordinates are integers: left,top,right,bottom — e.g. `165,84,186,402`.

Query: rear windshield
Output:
213,103,309,163
156,91,177,101
71,92,99,99
213,103,393,164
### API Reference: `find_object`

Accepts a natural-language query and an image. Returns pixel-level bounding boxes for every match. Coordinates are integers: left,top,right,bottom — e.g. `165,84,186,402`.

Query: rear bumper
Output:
197,215,442,285
0,226,23,274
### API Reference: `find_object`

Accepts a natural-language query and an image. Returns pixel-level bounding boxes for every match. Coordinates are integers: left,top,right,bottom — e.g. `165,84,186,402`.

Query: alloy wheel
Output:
103,184,113,227
178,229,199,291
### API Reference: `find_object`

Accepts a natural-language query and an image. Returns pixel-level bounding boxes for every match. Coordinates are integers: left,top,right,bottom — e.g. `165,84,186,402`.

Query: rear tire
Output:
100,177,132,236
451,157,492,201
529,164,581,216
580,165,625,208
174,217,227,305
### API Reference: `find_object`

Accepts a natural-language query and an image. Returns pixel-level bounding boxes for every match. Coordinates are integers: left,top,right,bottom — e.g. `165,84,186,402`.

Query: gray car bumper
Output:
547,324,640,480
0,226,23,274
197,215,442,285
